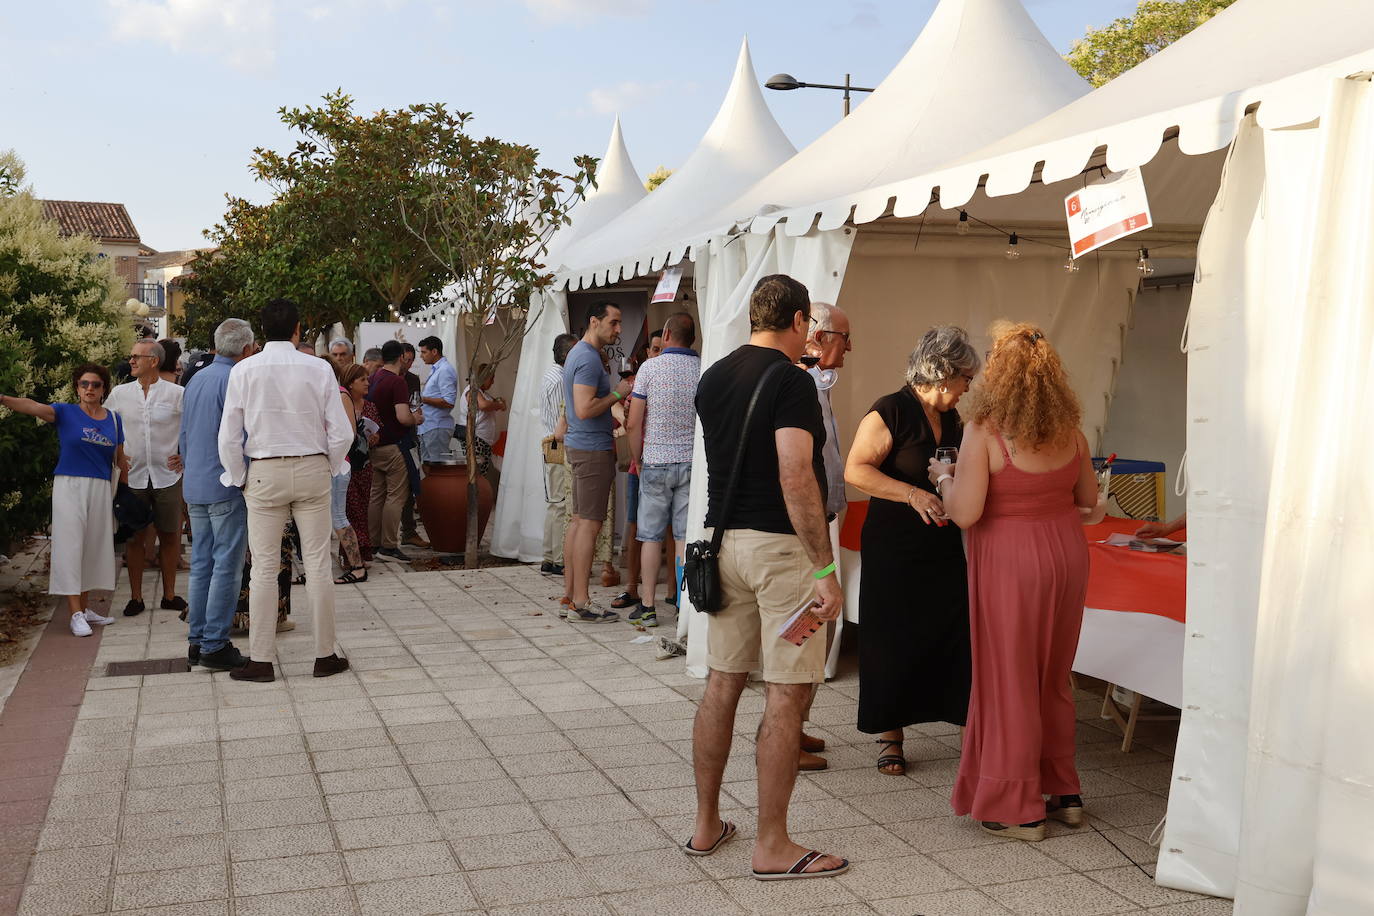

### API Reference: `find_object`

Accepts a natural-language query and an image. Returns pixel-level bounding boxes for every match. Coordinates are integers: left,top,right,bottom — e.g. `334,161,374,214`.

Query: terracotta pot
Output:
417,462,493,555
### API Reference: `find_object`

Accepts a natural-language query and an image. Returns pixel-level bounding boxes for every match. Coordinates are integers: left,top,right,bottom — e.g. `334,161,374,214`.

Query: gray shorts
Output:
636,462,691,542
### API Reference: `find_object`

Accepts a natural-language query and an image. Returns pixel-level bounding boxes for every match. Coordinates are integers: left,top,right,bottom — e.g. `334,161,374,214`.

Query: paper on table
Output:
1102,532,1184,553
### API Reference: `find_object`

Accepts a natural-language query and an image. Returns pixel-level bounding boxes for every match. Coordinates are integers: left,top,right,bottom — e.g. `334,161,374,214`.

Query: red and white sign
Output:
651,266,684,304
1065,168,1153,258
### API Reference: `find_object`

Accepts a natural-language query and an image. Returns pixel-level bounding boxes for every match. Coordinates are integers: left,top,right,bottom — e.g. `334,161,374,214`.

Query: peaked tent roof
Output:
721,0,1088,238
546,116,646,267
560,38,796,288
759,0,1374,232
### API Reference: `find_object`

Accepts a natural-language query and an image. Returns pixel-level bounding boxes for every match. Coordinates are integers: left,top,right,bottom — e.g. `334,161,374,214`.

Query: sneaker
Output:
539,562,565,576
199,644,246,671
70,612,93,637
627,604,657,627
122,598,145,617
376,547,411,564
82,608,115,626
568,602,619,623
160,595,188,613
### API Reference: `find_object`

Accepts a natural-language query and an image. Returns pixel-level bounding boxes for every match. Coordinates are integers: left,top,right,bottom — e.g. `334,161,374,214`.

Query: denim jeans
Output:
187,494,249,654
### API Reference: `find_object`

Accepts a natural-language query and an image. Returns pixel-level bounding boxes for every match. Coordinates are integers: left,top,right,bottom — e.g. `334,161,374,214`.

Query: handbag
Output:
108,412,153,544
541,435,564,465
683,361,789,614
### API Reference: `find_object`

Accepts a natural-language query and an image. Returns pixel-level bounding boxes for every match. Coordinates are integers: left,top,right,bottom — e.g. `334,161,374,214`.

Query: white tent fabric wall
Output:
1158,89,1374,912
489,291,567,562
680,225,856,678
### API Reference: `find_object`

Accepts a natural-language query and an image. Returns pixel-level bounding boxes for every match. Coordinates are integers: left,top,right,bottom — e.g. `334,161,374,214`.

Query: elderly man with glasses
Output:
106,338,187,618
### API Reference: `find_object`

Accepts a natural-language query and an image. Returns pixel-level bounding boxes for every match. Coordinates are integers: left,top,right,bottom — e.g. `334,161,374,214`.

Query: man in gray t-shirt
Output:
561,302,632,622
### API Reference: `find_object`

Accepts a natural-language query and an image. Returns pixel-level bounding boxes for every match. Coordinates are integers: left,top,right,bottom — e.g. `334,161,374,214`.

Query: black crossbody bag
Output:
684,361,789,614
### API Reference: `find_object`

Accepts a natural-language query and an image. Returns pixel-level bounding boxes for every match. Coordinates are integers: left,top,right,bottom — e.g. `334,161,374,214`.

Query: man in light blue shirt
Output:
178,318,256,671
417,336,457,461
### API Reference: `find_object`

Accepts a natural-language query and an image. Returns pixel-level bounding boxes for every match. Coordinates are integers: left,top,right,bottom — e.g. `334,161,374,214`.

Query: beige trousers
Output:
543,463,570,565
244,455,336,662
367,444,408,551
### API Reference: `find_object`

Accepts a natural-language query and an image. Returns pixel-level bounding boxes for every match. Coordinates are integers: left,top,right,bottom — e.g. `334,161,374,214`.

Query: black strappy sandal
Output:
333,567,368,585
875,738,906,775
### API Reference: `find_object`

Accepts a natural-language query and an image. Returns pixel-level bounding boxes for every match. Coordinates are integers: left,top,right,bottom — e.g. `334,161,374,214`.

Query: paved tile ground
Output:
3,557,1232,915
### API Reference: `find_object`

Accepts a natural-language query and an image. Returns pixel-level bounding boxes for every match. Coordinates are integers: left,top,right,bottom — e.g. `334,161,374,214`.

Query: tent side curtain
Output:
1158,83,1374,912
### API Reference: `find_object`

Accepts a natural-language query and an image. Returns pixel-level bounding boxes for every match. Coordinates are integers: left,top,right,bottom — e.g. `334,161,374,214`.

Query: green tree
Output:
644,165,673,192
1066,0,1239,87
0,151,131,549
398,104,596,566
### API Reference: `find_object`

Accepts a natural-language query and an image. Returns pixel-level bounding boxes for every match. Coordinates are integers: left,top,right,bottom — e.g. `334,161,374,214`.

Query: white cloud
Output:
522,0,651,24
835,0,880,30
107,0,277,73
582,79,672,115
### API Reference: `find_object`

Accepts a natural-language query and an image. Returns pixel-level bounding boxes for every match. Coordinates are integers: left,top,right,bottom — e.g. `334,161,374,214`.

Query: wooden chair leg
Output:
1120,690,1144,753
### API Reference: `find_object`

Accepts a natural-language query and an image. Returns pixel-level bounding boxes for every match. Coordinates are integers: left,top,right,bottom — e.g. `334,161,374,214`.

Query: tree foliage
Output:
397,104,596,566
0,151,131,548
178,91,451,346
1065,0,1239,87
644,165,673,192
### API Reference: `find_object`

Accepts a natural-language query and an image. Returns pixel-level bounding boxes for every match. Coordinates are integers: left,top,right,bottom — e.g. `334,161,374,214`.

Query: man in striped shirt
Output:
540,333,579,574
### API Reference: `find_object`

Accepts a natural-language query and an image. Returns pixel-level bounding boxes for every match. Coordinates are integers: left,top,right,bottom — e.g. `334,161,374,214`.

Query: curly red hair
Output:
965,322,1081,449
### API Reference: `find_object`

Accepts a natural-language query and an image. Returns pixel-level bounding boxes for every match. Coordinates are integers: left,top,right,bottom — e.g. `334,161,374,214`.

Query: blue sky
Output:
2,0,1139,250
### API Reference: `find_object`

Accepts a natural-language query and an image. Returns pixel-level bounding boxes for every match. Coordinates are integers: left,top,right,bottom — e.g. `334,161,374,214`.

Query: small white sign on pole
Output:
1065,168,1154,258
651,266,684,304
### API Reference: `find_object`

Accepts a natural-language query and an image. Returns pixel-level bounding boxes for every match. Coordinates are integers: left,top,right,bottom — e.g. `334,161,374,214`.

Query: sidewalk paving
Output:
3,558,1231,915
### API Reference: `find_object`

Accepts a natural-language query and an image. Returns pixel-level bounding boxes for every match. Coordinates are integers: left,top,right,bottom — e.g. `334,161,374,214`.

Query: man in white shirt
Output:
106,338,186,618
539,333,578,575
218,299,354,682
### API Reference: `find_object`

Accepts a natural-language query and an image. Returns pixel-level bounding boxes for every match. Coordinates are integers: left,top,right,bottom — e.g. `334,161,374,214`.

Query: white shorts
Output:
49,475,116,596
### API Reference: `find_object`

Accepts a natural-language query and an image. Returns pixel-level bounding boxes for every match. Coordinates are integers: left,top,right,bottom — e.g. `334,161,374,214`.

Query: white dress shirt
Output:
106,377,184,489
217,341,353,487
539,364,563,436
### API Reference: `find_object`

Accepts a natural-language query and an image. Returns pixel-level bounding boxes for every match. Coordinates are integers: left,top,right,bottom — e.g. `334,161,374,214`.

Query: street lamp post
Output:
764,72,876,117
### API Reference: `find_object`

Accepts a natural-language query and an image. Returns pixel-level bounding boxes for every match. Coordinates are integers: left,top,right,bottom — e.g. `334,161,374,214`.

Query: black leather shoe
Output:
188,644,200,665
313,654,350,678
160,595,188,613
230,660,275,682
200,644,247,672
122,599,145,617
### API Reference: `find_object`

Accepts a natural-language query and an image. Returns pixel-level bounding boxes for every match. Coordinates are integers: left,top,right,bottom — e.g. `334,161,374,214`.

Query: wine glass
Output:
935,446,959,466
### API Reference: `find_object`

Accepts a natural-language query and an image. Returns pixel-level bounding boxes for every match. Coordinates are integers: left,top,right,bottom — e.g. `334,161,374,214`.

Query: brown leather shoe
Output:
404,533,430,549
230,660,275,683
600,564,620,587
801,732,826,753
798,749,829,771
313,654,350,678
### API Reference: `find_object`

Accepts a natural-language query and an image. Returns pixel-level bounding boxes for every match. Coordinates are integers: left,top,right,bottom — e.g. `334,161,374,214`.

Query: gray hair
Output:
329,337,354,355
135,339,165,366
808,301,838,336
905,325,980,389
214,318,254,356
362,347,384,363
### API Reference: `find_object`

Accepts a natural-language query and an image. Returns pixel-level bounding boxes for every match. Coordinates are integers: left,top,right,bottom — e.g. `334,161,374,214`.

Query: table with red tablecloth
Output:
837,503,1186,707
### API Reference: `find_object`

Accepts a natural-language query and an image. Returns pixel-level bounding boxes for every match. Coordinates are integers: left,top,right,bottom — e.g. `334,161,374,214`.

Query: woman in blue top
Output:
1,364,129,636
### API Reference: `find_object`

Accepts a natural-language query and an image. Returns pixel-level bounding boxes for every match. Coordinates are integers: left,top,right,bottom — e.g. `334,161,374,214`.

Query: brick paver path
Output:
1,562,1231,915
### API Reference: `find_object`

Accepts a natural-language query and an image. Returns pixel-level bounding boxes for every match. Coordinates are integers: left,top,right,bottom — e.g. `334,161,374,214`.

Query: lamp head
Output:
764,73,802,91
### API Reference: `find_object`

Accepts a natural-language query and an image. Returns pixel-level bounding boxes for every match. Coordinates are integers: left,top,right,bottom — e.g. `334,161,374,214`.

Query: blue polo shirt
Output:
562,340,613,452
178,355,241,505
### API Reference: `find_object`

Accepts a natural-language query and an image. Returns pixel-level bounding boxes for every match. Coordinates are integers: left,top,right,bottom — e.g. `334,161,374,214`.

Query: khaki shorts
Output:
706,528,825,685
134,479,184,534
566,446,616,522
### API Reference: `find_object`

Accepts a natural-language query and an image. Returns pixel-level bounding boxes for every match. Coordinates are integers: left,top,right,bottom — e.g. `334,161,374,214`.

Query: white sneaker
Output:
83,608,115,626
70,612,93,637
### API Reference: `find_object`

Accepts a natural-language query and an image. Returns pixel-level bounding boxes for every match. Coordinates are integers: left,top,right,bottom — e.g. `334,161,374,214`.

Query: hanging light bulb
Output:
1137,247,1155,275
1063,254,1080,273
956,210,971,235
1004,233,1021,260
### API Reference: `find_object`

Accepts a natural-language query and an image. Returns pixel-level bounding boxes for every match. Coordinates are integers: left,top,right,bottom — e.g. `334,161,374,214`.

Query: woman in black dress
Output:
843,326,980,774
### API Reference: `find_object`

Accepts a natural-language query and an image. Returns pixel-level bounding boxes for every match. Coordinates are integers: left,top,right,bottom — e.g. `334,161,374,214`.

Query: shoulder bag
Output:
683,360,789,614
108,411,153,544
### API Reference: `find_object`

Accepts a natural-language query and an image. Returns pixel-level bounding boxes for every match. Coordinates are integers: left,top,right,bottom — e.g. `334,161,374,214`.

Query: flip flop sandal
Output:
683,820,736,856
334,568,368,585
609,592,639,609
875,738,906,775
752,850,850,881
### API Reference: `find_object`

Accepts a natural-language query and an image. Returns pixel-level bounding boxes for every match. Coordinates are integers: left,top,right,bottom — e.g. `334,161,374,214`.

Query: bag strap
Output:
710,360,790,553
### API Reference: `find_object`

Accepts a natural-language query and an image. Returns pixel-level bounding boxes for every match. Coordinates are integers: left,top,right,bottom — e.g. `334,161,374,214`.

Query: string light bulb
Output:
1063,254,1080,273
1004,233,1021,260
1137,247,1155,275
956,210,970,235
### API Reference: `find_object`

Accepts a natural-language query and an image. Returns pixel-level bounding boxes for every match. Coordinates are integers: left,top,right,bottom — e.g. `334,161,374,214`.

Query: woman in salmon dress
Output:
928,322,1102,841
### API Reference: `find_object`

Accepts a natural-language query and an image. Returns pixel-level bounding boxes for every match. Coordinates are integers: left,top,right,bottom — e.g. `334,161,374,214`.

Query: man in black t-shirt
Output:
688,274,848,880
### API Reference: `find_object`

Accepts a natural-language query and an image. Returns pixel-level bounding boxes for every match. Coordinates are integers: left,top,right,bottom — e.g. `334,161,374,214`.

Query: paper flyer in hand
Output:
778,598,823,647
